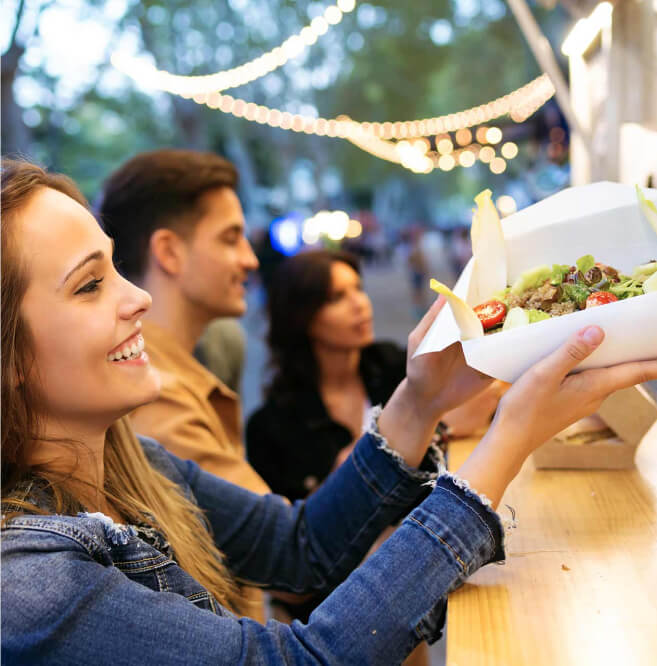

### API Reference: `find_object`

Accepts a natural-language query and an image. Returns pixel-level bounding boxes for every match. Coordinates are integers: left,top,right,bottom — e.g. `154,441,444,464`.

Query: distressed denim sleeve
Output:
1,475,503,665
158,430,441,593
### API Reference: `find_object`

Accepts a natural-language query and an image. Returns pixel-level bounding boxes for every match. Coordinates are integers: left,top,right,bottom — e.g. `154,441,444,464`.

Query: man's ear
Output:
149,228,187,276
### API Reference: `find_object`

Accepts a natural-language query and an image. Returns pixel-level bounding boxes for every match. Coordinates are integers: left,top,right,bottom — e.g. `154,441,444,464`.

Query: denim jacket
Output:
2,430,505,665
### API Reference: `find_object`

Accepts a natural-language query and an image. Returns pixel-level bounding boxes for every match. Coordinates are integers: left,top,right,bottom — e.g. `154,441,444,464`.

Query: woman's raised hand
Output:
458,325,657,508
405,296,493,418
493,325,657,455
379,296,494,467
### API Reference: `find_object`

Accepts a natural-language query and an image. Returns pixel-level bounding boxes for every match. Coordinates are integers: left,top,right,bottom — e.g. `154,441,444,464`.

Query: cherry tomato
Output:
586,291,618,308
474,299,507,330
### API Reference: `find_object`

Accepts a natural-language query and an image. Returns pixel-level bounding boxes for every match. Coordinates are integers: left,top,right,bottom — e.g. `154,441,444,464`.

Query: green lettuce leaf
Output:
576,255,595,274
527,309,551,323
608,278,645,299
550,264,570,285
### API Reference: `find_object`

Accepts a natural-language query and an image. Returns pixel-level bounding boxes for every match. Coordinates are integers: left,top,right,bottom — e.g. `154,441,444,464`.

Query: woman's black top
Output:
246,342,407,502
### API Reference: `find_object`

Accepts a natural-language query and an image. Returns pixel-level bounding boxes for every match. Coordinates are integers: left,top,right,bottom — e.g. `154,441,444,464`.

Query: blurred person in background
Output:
194,318,246,395
450,226,473,277
407,229,429,319
421,228,456,287
248,249,504,502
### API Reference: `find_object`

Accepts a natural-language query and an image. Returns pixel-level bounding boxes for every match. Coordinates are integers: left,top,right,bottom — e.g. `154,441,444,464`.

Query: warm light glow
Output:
561,2,613,57
111,2,356,95
437,138,454,154
118,64,556,174
459,150,475,167
337,0,356,11
326,210,349,240
302,224,321,245
324,6,343,24
496,195,517,217
413,138,430,155
476,126,489,144
486,127,503,145
479,146,495,163
438,154,456,171
302,210,357,242
310,16,329,36
490,157,507,174
346,218,363,238
116,48,555,143
455,128,472,146
501,141,518,159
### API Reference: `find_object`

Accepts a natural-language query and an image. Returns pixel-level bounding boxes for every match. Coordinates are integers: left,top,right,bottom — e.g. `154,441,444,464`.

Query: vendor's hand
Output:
405,296,493,418
494,325,657,455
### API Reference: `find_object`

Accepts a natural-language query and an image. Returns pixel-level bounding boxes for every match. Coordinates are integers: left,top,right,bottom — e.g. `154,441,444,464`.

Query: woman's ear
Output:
149,228,186,277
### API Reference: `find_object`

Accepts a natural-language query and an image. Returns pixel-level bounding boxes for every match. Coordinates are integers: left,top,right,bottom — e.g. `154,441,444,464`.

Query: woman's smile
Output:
107,332,148,364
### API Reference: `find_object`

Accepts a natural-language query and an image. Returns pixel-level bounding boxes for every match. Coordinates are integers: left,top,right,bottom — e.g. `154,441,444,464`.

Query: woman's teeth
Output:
107,335,144,362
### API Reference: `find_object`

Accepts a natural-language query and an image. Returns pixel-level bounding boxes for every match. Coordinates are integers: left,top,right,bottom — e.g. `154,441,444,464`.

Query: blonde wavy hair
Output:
1,158,242,613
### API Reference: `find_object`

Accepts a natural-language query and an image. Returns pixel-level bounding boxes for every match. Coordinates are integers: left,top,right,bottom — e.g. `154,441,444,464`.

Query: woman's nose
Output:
353,291,371,312
118,278,152,320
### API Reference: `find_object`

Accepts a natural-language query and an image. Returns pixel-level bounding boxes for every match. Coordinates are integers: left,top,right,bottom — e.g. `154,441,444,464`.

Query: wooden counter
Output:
446,421,657,665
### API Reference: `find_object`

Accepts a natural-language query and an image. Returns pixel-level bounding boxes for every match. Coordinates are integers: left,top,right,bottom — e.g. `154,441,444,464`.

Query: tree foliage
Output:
2,0,568,224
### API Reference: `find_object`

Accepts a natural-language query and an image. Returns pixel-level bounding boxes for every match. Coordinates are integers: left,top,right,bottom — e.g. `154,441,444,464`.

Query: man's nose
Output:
241,239,259,271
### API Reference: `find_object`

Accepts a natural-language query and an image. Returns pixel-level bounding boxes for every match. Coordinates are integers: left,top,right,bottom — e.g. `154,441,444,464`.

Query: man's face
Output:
177,187,259,319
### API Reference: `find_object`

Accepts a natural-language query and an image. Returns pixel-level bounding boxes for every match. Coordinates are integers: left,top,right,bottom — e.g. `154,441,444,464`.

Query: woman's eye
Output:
75,277,104,295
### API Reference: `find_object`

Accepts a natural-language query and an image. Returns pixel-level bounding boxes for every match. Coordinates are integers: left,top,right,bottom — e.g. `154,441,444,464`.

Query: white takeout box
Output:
416,182,657,382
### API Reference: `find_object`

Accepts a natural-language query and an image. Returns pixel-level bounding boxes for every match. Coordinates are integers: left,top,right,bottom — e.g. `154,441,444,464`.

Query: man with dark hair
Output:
100,149,270,620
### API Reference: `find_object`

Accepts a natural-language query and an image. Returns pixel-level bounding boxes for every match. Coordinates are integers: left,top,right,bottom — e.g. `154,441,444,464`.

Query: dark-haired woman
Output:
247,250,503,503
246,250,503,634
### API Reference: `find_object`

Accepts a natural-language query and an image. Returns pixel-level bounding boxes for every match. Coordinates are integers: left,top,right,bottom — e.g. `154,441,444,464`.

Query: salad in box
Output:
415,182,657,382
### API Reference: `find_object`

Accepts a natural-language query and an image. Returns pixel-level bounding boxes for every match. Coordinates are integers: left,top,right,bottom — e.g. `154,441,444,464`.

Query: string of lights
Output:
112,4,556,174
189,73,554,142
346,126,521,175
185,75,553,172
111,0,357,97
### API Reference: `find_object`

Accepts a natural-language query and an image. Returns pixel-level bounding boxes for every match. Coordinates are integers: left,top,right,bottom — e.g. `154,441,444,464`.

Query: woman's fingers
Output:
576,359,657,398
531,326,605,384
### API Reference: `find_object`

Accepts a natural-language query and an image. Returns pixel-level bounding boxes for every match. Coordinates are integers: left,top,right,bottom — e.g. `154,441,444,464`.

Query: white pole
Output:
505,0,592,154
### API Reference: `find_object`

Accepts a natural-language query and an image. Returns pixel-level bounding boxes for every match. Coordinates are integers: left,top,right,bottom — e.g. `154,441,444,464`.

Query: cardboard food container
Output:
416,182,657,469
416,182,657,383
532,385,657,469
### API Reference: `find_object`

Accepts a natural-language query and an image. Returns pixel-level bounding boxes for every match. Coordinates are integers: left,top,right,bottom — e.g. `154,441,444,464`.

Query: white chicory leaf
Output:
644,271,657,293
430,279,484,340
636,185,657,234
469,189,507,304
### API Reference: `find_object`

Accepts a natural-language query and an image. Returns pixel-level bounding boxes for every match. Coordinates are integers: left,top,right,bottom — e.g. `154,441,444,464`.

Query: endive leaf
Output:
430,279,484,340
636,185,657,234
469,189,508,304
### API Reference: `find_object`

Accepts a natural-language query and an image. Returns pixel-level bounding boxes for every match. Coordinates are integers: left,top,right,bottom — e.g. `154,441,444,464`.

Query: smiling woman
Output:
3,159,657,665
0,159,240,609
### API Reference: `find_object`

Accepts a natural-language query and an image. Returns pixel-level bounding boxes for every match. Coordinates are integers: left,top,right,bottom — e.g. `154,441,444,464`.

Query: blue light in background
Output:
269,214,304,256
